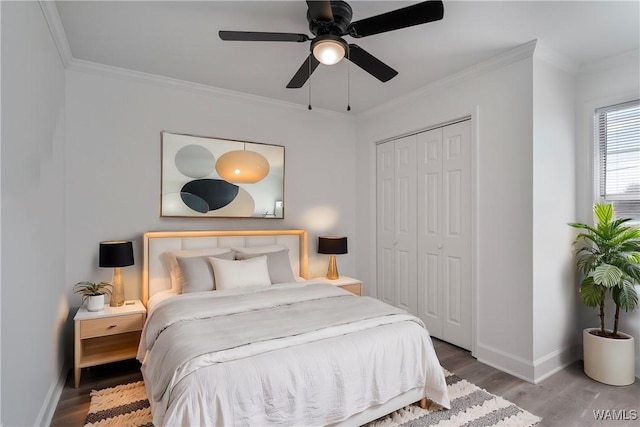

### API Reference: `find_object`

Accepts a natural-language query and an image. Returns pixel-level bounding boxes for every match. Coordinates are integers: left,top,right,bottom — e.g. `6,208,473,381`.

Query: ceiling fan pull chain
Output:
308,54,313,110
347,48,351,111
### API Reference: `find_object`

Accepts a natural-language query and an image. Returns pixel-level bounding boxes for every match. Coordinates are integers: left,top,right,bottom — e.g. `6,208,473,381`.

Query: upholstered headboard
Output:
142,229,308,306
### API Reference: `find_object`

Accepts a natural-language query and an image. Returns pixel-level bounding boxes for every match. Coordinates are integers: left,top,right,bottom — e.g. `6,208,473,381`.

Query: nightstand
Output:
313,276,362,296
74,300,146,388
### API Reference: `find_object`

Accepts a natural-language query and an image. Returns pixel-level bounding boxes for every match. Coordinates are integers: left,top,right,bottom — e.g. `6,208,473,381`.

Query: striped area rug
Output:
84,370,541,427
369,370,542,427
84,382,151,427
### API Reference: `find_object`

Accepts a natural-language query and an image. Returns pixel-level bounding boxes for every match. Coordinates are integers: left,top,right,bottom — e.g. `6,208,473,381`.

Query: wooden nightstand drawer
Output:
339,283,361,296
80,313,144,339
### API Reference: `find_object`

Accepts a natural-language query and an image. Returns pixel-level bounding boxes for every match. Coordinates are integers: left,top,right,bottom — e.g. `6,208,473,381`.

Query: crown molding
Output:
533,42,579,75
358,39,538,119
39,1,72,67
68,58,354,121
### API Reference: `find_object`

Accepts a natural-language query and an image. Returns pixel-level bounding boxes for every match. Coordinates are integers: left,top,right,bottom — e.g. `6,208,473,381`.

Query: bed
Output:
138,229,449,426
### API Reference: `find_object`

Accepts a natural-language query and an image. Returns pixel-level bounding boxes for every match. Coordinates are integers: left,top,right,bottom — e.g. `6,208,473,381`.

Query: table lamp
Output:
99,240,134,307
318,236,347,280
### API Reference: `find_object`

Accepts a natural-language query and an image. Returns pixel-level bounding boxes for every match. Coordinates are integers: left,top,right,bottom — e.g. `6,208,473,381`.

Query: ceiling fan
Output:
219,0,444,89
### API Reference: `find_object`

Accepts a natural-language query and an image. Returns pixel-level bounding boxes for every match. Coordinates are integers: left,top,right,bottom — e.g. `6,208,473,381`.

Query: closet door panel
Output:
442,121,472,349
376,142,396,306
396,249,413,312
394,136,417,315
417,128,443,336
380,247,394,304
421,252,440,318
445,255,462,324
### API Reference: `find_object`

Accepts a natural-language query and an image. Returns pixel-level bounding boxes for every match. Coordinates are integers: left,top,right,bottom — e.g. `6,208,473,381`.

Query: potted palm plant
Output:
569,203,640,385
74,281,112,312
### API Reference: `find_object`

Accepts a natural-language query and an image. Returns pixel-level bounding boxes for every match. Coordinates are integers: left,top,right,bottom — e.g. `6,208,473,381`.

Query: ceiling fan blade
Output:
286,55,321,88
348,44,398,82
306,0,333,22
347,0,444,38
219,31,309,42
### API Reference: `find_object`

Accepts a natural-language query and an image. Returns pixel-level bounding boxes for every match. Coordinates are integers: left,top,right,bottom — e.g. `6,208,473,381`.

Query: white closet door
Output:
376,137,417,314
417,121,471,350
417,128,443,335
441,121,471,349
394,136,417,315
376,141,396,306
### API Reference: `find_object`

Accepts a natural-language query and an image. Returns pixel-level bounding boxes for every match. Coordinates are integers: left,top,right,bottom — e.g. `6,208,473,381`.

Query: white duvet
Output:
138,281,449,426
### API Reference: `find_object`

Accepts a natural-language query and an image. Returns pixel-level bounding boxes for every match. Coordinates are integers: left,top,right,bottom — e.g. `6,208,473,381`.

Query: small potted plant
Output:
569,203,640,385
74,281,112,312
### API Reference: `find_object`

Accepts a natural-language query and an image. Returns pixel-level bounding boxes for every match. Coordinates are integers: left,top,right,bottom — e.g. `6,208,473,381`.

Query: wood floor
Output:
431,340,640,427
51,338,640,426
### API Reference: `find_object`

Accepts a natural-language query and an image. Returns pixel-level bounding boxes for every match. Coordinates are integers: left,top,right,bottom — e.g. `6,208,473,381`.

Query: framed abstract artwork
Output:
161,132,285,218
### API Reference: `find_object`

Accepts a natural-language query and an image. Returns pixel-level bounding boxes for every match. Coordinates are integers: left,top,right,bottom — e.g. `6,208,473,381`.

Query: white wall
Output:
531,54,577,381
0,4,3,425
64,65,357,305
356,45,541,381
1,2,68,425
574,51,640,377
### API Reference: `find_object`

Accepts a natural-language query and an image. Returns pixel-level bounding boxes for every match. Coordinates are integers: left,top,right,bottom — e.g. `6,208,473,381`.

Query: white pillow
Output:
235,248,296,284
209,256,271,290
160,248,233,292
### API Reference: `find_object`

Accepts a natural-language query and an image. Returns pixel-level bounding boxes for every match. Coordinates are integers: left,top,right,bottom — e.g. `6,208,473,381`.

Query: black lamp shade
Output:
99,241,134,268
318,236,348,255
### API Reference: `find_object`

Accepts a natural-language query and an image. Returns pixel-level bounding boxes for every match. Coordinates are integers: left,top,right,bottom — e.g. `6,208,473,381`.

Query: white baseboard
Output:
532,344,579,383
35,364,68,427
476,343,582,384
477,343,580,384
476,343,535,382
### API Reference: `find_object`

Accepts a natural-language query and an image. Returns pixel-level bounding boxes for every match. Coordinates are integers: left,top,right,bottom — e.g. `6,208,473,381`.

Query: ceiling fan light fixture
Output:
312,39,346,65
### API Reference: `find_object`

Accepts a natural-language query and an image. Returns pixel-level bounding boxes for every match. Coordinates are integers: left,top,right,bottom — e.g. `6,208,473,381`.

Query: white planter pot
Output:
583,328,635,386
86,295,105,312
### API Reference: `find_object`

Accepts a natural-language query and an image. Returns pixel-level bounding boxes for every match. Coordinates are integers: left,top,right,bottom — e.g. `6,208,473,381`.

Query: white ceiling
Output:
55,1,640,113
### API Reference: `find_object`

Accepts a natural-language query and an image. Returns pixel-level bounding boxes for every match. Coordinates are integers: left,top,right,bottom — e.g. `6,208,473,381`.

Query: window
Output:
595,100,640,220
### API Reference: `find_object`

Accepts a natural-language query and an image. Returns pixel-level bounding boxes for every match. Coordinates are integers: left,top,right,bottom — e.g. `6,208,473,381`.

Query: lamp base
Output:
326,255,340,280
110,267,125,307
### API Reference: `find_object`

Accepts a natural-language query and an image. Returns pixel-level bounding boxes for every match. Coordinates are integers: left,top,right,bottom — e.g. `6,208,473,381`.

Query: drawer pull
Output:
108,325,117,329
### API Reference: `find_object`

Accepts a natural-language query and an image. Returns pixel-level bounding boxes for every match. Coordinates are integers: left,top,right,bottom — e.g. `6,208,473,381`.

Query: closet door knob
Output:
437,244,443,249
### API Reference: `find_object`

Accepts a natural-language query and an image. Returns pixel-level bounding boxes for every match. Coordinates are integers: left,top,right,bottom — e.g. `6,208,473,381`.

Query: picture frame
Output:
161,132,284,218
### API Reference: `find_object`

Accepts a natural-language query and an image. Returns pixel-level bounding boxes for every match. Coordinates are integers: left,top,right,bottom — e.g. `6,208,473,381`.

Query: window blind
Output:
595,99,640,220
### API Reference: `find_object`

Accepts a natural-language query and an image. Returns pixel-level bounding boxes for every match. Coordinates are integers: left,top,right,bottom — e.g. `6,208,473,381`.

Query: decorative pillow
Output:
235,248,296,284
209,256,271,290
177,251,235,293
160,248,233,292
